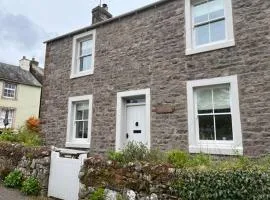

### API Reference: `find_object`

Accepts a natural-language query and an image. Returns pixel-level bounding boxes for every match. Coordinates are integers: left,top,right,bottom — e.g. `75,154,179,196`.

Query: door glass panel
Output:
215,115,233,140
198,115,215,140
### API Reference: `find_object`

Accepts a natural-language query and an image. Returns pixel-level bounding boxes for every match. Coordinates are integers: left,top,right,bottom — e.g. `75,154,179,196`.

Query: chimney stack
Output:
92,4,112,24
19,56,31,71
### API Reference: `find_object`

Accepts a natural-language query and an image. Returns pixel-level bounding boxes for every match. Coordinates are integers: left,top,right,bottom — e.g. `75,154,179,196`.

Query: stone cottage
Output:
41,0,270,156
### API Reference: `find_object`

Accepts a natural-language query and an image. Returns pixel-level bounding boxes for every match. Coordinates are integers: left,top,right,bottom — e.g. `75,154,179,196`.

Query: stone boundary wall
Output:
79,157,178,200
0,142,50,196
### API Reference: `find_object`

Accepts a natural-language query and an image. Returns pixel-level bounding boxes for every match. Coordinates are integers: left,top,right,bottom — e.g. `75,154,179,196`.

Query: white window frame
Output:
70,30,96,79
187,75,243,155
66,95,93,148
115,89,151,151
0,108,15,129
185,0,235,55
3,82,17,99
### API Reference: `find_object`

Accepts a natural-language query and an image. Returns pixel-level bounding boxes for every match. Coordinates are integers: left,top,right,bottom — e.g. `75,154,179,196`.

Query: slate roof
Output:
0,62,42,87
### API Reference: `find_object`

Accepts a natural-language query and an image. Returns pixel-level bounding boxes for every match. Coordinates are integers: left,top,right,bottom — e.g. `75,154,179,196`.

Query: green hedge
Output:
173,169,270,200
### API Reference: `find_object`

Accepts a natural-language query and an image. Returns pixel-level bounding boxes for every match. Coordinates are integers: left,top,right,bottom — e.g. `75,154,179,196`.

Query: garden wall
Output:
79,156,270,200
0,142,50,195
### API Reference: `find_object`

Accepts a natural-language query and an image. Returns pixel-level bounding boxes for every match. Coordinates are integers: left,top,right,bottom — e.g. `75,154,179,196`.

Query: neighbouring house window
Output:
66,95,93,148
0,109,15,128
3,82,16,99
71,30,96,78
187,76,243,155
185,0,235,55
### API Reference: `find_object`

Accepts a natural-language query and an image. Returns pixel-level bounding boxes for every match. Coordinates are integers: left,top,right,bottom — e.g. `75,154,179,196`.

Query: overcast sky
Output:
0,0,156,66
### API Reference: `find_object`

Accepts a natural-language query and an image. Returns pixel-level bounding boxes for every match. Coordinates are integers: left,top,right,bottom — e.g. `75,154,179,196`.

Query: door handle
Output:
126,133,129,139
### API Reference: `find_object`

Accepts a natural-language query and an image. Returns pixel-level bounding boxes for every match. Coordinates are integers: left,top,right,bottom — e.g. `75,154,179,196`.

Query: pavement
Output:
0,184,28,200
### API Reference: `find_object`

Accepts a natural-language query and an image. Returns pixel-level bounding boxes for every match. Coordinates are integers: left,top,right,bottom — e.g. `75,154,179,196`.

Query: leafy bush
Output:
21,177,41,196
4,170,23,188
89,188,105,200
26,117,40,133
167,150,189,168
0,127,43,146
172,169,270,200
107,142,165,164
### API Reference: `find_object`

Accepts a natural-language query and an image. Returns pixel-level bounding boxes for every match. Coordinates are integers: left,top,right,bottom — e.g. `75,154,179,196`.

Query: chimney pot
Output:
92,4,112,24
102,4,108,10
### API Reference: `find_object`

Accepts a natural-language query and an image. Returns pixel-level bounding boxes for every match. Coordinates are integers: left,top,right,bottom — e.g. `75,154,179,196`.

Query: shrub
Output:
4,170,23,188
167,150,189,168
17,128,43,147
107,142,165,164
0,129,19,143
172,169,270,200
21,177,41,196
0,128,43,146
26,117,40,133
89,188,105,200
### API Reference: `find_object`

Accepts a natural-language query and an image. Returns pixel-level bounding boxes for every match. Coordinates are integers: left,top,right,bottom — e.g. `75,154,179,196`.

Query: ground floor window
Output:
66,95,92,148
0,108,15,128
187,75,243,155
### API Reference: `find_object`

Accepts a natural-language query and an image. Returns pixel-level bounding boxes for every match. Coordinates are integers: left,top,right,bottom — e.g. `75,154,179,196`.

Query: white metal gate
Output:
48,148,87,200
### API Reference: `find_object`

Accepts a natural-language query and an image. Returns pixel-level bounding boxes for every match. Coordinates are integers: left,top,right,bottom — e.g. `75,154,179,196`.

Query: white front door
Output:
126,104,146,145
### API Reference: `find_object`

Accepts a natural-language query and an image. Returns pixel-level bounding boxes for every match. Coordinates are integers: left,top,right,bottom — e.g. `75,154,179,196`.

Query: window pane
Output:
215,115,233,140
80,40,92,56
193,2,209,24
195,24,210,46
208,0,225,20
83,122,88,139
197,88,213,114
199,115,215,140
83,110,89,120
76,110,83,120
76,102,89,120
210,20,226,42
75,121,83,138
213,86,230,113
79,56,92,72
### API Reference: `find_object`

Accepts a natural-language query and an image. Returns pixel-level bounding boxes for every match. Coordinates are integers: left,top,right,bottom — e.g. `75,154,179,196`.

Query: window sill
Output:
70,69,94,79
186,40,235,55
189,144,243,155
65,142,90,149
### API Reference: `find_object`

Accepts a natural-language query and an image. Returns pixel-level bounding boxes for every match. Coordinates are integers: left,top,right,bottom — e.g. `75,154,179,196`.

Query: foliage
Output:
172,169,270,200
89,188,105,200
21,177,41,196
166,150,211,168
3,170,23,188
0,127,43,147
26,117,40,133
107,142,165,164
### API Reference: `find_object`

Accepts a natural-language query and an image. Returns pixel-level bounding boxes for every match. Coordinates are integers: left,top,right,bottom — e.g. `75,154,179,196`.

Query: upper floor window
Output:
71,30,96,79
3,82,16,99
185,0,235,55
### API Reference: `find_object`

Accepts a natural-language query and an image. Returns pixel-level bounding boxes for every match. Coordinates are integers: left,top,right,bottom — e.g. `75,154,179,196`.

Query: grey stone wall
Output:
41,0,270,156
